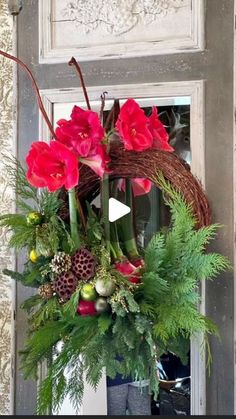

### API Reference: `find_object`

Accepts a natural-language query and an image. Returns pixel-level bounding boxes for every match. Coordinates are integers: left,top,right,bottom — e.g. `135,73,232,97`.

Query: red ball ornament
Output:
77,300,96,316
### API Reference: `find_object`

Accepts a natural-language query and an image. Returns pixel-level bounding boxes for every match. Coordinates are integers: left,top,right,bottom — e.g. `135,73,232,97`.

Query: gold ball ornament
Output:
26,211,43,226
29,249,38,263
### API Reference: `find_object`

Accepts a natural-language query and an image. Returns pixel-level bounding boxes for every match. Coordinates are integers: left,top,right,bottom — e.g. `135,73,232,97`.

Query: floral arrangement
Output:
0,51,230,414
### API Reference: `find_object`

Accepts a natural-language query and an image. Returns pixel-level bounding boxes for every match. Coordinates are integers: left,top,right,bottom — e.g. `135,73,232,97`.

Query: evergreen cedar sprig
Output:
9,173,230,415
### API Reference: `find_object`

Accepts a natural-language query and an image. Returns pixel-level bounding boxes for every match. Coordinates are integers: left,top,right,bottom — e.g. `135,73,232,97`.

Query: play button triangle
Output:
108,198,131,222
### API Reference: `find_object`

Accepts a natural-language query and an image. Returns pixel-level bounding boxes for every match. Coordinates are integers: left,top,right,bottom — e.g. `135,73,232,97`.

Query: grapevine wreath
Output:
0,51,230,414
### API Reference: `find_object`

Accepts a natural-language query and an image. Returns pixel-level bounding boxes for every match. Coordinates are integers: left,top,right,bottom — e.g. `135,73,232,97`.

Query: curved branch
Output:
68,57,91,110
0,49,57,139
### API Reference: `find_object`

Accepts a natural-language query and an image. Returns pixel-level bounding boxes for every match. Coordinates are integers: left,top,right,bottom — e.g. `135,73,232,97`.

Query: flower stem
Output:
110,222,124,260
68,188,80,249
101,175,110,252
120,179,139,259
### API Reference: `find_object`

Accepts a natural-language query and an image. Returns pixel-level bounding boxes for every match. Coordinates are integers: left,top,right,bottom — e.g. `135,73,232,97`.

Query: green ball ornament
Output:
26,211,43,226
95,278,116,297
80,283,97,301
95,297,108,313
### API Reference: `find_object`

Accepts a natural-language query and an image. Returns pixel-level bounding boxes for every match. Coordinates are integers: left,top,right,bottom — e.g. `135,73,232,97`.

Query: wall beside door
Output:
0,0,15,415
14,0,236,415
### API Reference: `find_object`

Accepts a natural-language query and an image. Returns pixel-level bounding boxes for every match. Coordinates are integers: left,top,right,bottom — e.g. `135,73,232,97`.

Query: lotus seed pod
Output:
71,248,96,281
53,270,78,302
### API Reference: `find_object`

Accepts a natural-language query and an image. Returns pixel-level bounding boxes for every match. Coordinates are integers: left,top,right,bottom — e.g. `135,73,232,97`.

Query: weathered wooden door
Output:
15,0,235,415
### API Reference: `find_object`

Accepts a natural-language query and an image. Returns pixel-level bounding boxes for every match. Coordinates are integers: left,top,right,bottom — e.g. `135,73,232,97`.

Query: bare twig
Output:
0,49,56,139
68,57,91,110
100,91,108,122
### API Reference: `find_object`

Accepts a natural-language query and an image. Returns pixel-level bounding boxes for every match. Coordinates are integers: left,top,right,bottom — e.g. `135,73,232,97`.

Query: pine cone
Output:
53,271,78,302
50,252,72,275
38,283,54,300
71,248,97,281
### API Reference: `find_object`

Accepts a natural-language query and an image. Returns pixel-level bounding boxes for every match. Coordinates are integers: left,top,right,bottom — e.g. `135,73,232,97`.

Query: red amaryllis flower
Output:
128,275,141,284
26,140,79,192
115,259,137,275
55,106,105,157
148,107,174,152
80,144,110,178
55,106,109,177
114,259,141,284
117,178,152,197
131,257,145,268
115,99,153,151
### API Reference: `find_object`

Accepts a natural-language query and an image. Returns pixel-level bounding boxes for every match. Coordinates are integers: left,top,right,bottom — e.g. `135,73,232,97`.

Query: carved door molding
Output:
39,0,204,63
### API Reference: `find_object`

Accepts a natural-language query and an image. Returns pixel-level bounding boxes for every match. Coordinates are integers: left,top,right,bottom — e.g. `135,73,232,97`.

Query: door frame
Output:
39,79,205,415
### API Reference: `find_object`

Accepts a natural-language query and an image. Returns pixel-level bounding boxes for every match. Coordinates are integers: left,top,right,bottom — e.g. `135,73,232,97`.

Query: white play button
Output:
109,198,131,222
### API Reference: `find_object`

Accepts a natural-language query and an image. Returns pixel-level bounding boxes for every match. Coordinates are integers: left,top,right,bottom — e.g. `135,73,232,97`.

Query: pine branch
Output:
196,253,231,279
35,215,73,256
144,233,166,272
62,288,81,319
37,374,54,415
20,294,42,313
5,262,48,288
186,224,221,253
2,154,39,207
20,320,69,379
29,298,61,330
9,226,36,249
98,313,112,334
3,269,25,282
67,359,84,413
39,189,62,220
165,336,190,366
0,213,27,228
